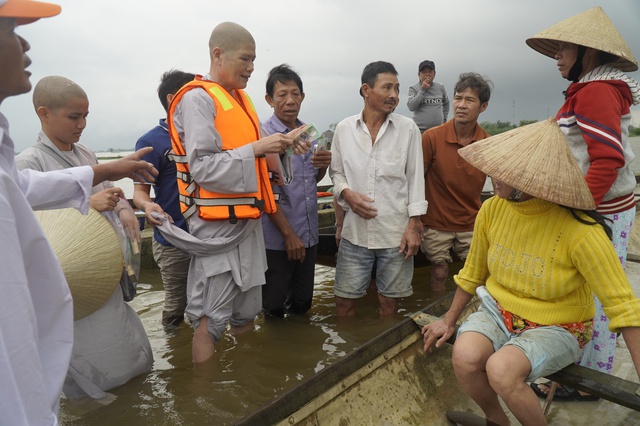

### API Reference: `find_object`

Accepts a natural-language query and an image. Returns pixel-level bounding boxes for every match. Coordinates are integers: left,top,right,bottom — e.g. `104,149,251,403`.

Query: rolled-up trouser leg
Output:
152,240,191,326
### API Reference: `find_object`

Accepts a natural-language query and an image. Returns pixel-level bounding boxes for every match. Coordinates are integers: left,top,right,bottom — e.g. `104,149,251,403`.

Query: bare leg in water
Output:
430,263,448,292
193,318,215,363
378,293,397,316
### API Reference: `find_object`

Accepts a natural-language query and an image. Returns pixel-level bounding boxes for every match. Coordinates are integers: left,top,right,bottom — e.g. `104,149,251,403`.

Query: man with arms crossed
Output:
330,61,427,317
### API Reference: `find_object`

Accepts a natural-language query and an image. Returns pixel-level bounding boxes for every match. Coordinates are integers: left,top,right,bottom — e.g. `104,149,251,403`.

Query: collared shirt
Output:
261,114,319,250
329,111,427,249
421,119,490,231
2,112,93,425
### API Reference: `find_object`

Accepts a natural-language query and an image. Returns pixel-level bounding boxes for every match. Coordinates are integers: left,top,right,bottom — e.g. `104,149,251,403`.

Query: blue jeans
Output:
458,287,580,382
334,238,413,299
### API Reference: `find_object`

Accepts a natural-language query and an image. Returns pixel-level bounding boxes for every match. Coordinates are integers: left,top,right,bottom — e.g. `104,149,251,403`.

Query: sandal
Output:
530,382,600,402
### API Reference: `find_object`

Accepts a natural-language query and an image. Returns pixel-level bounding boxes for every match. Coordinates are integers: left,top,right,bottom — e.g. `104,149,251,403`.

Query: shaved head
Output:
32,76,87,112
208,21,255,56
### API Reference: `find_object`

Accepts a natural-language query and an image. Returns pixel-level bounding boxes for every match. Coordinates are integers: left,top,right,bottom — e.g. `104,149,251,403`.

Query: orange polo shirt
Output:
421,119,490,232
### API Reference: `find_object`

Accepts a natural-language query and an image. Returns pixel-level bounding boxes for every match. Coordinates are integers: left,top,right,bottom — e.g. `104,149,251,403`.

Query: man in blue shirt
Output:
261,64,331,317
133,69,195,327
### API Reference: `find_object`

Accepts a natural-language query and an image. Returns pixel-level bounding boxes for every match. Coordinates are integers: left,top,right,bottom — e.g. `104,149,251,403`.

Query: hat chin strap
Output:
507,188,523,201
566,46,587,83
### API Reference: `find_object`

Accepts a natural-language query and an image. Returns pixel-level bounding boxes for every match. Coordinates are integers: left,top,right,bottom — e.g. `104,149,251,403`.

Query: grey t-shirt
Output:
407,81,449,133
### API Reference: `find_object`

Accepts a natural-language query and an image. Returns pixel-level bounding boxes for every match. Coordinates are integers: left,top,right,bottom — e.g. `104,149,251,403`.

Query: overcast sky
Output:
3,0,640,153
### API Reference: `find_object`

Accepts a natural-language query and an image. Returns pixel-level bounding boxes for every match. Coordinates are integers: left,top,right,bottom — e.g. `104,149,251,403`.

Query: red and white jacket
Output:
556,65,640,214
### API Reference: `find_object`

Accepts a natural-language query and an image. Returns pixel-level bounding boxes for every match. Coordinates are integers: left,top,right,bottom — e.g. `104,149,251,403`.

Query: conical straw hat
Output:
34,207,123,320
526,6,638,72
458,118,595,210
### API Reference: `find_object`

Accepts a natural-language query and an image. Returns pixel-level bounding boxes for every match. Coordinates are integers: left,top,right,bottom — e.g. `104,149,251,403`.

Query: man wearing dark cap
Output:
407,60,449,134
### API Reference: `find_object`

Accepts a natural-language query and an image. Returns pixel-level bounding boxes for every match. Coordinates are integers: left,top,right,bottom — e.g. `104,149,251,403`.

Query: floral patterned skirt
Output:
497,301,593,349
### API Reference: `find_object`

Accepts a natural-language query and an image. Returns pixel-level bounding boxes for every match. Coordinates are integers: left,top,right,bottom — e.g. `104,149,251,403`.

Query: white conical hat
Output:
459,118,596,210
34,207,123,320
526,6,638,72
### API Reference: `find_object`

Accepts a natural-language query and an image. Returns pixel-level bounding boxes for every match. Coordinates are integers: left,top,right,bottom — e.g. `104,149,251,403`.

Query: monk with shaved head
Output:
17,76,127,213
208,21,255,59
32,75,86,111
16,75,154,401
161,22,309,363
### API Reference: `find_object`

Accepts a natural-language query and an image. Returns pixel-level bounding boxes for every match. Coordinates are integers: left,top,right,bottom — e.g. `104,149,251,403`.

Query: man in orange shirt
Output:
420,72,492,292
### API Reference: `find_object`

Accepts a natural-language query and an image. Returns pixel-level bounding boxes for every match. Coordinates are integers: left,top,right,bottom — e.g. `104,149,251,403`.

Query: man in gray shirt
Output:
407,60,449,133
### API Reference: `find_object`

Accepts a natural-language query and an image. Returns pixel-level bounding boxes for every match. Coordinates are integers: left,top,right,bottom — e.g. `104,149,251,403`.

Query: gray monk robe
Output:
167,86,268,340
15,132,153,401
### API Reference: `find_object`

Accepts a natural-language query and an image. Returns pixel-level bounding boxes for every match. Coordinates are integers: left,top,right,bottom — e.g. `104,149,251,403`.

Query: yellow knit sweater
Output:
455,197,640,331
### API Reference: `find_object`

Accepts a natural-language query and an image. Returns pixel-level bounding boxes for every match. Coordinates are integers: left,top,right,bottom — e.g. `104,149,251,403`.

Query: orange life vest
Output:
167,77,276,223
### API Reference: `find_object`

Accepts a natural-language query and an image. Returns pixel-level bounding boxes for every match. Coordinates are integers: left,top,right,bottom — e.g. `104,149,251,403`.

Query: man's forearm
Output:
267,205,297,239
132,186,153,211
408,216,422,228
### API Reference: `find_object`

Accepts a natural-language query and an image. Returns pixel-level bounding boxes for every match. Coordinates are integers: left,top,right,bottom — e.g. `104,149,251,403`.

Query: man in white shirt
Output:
0,2,157,424
329,61,427,317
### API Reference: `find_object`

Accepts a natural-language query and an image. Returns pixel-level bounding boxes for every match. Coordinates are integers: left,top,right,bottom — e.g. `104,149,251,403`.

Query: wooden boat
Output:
234,281,640,425
233,292,482,425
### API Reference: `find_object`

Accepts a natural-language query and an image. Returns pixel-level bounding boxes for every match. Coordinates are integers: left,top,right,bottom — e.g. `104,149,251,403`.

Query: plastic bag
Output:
101,200,141,301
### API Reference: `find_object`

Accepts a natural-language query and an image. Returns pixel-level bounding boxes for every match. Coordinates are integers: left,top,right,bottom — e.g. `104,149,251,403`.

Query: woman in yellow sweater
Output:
421,119,640,426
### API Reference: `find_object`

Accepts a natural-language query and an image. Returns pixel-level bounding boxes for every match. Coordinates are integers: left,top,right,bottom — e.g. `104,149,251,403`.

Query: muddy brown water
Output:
76,136,639,425
57,259,461,426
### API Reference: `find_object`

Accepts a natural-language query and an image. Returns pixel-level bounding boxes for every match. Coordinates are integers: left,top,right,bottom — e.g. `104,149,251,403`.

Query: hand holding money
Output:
287,124,319,155
311,149,331,169
312,134,332,169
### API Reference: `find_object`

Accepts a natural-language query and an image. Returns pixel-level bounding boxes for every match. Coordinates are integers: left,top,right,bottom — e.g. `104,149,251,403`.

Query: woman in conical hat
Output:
527,6,640,397
421,119,640,426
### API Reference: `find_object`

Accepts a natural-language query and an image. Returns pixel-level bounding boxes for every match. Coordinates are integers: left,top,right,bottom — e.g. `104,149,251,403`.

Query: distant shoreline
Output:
95,150,134,160
98,136,640,198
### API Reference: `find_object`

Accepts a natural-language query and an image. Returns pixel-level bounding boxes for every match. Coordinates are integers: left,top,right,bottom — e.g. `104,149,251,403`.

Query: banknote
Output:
289,123,320,143
315,137,331,152
286,124,320,155
315,129,333,152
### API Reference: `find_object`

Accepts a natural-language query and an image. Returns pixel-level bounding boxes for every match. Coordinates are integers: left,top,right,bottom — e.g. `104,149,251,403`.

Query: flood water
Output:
58,257,461,426
63,137,639,425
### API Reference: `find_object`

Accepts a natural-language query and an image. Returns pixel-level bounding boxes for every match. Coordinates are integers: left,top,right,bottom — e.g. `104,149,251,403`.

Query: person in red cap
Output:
0,1,157,424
